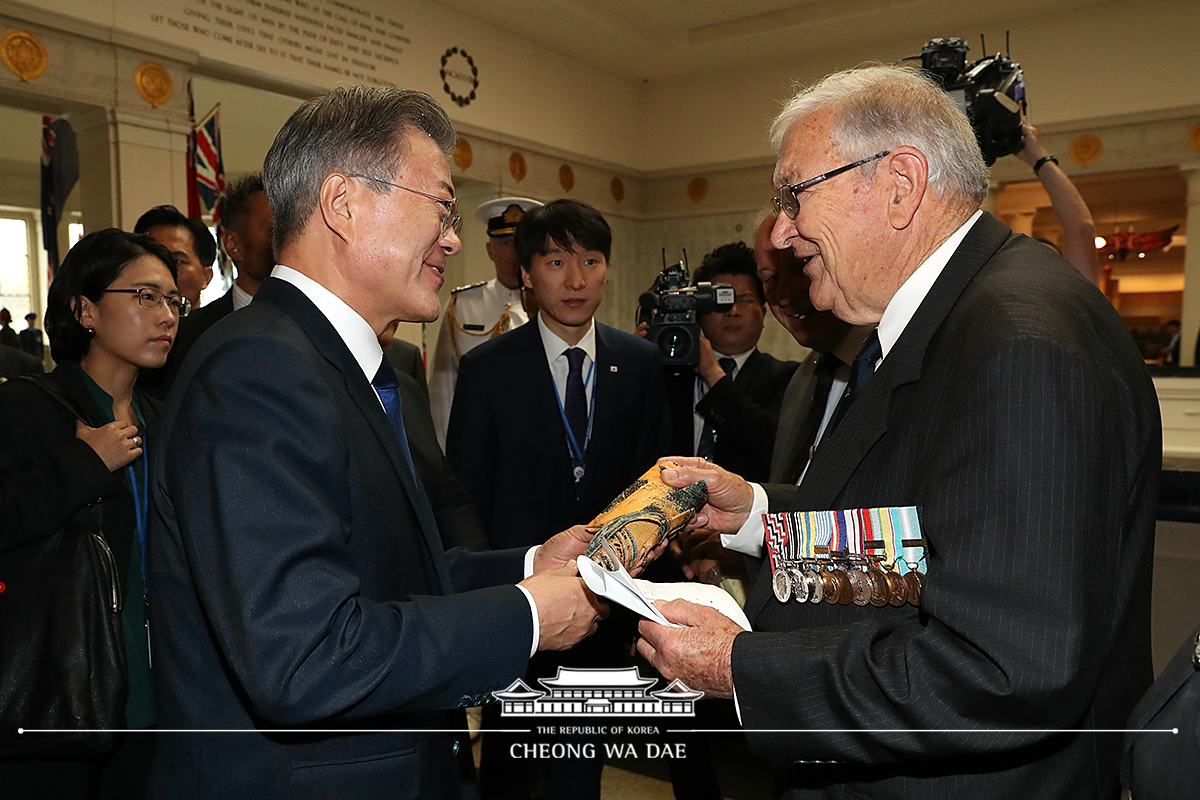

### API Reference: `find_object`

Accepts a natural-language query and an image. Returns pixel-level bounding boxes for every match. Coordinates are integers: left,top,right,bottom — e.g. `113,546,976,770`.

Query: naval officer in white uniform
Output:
428,197,541,448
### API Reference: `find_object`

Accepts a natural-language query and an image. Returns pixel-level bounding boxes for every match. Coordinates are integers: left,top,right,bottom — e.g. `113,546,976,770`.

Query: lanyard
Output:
125,442,148,595
552,358,595,481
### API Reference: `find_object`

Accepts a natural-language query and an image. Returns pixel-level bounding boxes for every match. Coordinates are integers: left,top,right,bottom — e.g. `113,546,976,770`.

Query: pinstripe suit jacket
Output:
733,213,1160,800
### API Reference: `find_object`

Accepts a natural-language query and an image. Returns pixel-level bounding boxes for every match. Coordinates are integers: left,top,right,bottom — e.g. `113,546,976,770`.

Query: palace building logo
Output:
492,667,701,718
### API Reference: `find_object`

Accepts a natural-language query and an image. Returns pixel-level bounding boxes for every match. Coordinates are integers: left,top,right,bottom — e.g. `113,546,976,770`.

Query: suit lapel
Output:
769,353,820,483
256,278,450,593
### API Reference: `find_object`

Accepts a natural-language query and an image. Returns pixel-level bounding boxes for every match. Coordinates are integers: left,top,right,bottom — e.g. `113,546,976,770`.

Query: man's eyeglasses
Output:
348,174,463,236
772,150,891,219
105,288,191,317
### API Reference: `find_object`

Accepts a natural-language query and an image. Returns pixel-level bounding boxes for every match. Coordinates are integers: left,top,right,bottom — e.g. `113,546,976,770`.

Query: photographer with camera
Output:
1012,116,1100,284
639,243,798,483
687,242,799,481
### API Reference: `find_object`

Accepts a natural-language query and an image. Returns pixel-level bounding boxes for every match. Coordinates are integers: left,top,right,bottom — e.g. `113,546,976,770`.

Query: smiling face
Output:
700,273,764,356
769,110,893,325
521,236,606,345
755,215,851,354
352,129,461,325
78,254,180,371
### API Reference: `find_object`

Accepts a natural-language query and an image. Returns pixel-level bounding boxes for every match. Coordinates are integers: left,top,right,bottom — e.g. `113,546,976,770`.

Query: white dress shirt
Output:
231,281,254,311
724,210,984,555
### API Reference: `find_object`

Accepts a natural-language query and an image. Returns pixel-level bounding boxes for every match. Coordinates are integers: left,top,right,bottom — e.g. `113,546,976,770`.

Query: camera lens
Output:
657,326,693,361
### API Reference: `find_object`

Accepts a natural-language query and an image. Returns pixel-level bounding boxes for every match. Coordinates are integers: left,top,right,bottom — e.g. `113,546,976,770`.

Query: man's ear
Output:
882,147,927,230
318,173,355,244
221,227,243,262
519,265,531,290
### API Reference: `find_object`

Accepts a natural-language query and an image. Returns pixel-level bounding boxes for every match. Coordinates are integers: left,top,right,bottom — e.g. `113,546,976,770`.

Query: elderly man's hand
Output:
521,562,609,652
534,525,594,573
637,600,741,698
658,456,754,533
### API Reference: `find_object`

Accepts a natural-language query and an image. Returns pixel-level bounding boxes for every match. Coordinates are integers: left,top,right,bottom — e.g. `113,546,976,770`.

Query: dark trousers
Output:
0,730,155,800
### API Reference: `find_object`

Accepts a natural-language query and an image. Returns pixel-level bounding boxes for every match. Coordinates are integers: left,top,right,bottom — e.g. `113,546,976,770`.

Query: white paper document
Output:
577,555,751,631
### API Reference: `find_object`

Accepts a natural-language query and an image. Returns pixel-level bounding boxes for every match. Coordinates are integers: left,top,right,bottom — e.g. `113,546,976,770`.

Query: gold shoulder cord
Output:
446,294,514,360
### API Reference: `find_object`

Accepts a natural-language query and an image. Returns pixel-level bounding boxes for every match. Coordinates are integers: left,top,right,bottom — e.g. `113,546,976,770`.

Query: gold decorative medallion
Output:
1069,134,1103,167
1189,123,1200,154
453,138,473,170
687,177,710,203
135,62,173,108
508,151,527,182
610,176,625,203
558,164,575,192
0,29,48,82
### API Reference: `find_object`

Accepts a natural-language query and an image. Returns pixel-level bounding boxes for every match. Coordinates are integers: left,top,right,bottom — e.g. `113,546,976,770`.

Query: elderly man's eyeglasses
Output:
105,288,191,317
772,150,892,219
349,174,463,236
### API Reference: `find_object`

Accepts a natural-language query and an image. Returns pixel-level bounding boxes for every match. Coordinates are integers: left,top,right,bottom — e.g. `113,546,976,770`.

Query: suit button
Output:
457,695,470,708
452,739,461,755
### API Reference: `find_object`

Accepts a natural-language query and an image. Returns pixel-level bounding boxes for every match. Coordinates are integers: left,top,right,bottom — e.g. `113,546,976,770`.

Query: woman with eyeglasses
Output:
0,228,183,798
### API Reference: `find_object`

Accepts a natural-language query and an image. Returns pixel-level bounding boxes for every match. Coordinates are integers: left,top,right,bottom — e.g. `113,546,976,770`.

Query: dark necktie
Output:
785,352,838,483
825,329,882,437
696,357,738,459
372,356,419,477
564,347,588,450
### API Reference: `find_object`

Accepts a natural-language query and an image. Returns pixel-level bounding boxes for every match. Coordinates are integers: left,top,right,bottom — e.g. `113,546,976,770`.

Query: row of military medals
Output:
764,506,927,607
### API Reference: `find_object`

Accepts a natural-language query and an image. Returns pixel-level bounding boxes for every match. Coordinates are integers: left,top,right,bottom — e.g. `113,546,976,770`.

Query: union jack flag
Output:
187,80,225,223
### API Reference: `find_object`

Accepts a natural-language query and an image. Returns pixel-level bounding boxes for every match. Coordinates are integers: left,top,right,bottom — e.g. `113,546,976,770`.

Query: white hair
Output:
770,64,989,207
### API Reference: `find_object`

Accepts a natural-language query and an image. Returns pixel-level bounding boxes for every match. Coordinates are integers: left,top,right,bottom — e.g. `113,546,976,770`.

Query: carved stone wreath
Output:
440,47,478,108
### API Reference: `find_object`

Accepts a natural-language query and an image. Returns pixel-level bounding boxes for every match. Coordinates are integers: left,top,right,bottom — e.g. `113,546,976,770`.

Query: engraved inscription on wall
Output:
147,0,410,85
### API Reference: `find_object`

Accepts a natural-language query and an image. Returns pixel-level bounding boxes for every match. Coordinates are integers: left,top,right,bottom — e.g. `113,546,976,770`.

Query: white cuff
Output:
515,584,540,657
524,545,538,578
720,482,768,558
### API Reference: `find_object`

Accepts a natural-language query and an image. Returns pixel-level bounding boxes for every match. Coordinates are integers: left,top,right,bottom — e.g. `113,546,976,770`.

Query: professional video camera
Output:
920,36,1025,166
637,256,734,368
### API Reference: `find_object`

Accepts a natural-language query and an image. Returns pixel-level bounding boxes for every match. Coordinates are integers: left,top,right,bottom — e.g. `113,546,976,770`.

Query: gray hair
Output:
769,64,989,207
263,86,456,254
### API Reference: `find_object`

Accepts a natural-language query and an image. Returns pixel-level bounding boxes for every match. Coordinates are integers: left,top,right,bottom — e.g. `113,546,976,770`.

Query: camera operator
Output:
1012,115,1100,284
685,242,799,482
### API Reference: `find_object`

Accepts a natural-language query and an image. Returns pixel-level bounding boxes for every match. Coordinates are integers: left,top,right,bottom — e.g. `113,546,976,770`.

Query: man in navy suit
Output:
638,65,1159,800
148,86,606,800
446,199,669,799
447,200,669,552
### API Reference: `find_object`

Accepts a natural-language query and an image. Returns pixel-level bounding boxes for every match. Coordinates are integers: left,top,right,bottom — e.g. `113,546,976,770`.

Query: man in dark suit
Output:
168,175,277,374
447,199,669,552
638,65,1159,800
446,199,669,799
753,214,865,487
682,242,798,482
148,86,606,800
